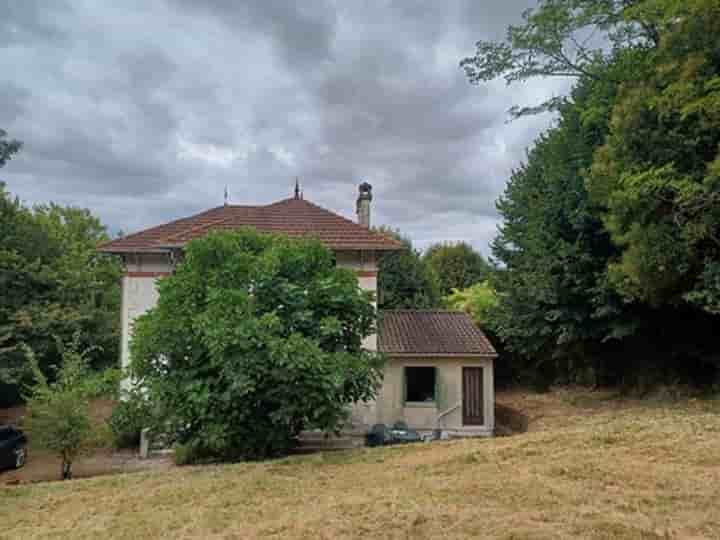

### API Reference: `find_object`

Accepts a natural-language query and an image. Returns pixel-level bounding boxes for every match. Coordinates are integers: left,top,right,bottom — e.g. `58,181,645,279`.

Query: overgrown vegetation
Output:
130,229,385,461
462,0,720,389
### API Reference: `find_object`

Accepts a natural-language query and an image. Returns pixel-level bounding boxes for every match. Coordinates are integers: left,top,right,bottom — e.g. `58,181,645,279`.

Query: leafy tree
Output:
0,180,121,406
424,242,491,295
464,0,720,388
460,0,659,117
375,227,442,310
0,129,21,167
445,281,499,326
22,336,103,480
130,229,385,460
587,0,720,313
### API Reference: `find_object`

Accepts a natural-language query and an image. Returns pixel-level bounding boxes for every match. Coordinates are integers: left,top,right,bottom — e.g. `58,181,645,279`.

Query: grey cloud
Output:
0,1,72,47
166,0,337,68
0,83,30,123
2,0,563,256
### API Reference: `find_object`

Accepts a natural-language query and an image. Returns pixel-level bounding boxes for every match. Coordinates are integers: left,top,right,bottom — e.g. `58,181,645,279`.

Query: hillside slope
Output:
2,391,720,539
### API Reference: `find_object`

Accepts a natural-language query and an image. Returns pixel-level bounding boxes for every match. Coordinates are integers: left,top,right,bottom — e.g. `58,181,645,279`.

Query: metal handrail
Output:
436,402,461,428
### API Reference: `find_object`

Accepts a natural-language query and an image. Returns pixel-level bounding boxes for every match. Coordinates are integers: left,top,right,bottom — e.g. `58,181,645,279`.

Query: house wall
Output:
372,355,495,436
119,253,172,391
118,250,379,390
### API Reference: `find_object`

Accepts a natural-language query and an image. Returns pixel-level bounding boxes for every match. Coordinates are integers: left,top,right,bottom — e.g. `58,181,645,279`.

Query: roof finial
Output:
294,177,300,199
224,185,229,206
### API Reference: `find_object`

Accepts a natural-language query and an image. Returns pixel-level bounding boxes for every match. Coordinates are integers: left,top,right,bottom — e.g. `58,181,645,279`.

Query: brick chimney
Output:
356,182,372,228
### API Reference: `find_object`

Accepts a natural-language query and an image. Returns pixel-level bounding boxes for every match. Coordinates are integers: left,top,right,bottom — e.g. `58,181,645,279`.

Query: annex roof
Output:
378,310,497,357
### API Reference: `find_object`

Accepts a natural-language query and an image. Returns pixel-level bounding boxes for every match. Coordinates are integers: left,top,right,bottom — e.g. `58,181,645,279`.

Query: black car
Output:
0,426,27,471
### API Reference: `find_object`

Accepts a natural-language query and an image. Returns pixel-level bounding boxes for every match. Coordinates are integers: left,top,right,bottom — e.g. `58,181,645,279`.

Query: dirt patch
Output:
1,399,173,484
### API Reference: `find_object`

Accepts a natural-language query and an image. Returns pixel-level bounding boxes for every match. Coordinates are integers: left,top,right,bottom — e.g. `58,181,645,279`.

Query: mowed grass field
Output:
2,390,720,540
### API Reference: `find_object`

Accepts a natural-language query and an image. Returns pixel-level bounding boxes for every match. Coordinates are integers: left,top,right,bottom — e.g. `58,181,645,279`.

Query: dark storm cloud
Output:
1,0,567,255
167,0,337,68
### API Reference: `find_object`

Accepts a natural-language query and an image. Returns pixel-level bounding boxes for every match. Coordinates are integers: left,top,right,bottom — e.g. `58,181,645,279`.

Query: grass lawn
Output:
2,389,720,539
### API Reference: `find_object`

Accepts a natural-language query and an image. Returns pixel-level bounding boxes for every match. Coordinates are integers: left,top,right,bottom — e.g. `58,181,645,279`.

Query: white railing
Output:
435,402,461,433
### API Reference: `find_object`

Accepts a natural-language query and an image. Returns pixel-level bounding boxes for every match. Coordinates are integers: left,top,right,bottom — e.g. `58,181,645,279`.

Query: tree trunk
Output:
61,460,72,480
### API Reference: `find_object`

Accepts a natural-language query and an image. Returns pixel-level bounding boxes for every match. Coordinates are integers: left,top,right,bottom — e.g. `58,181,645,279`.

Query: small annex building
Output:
99,183,497,438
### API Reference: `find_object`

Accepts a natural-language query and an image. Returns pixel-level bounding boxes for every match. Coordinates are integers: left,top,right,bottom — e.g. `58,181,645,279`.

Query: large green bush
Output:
131,229,385,460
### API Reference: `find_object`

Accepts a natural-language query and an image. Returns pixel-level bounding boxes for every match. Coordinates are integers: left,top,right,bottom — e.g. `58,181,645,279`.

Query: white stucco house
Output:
100,183,497,438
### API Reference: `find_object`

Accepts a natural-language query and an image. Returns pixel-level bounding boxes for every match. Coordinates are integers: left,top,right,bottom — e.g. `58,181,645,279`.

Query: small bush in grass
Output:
108,390,153,449
22,336,106,480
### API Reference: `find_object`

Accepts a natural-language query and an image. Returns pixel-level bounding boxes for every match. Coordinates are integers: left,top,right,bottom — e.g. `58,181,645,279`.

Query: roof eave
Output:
379,351,498,358
97,246,174,254
98,242,402,254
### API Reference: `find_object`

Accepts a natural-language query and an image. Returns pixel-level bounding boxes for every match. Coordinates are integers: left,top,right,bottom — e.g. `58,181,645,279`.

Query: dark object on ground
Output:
0,426,27,471
366,423,423,447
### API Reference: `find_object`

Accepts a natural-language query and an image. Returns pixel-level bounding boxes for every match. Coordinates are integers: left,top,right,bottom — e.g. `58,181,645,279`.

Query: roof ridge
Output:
263,196,402,246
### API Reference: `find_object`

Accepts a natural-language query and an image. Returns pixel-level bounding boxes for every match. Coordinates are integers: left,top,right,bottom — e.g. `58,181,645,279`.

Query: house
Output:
99,183,497,438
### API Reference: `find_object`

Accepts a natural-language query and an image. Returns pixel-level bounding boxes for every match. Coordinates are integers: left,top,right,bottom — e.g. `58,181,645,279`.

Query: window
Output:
405,367,436,403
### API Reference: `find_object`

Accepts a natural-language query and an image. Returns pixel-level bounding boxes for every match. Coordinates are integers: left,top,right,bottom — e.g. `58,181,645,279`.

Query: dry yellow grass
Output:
2,390,720,539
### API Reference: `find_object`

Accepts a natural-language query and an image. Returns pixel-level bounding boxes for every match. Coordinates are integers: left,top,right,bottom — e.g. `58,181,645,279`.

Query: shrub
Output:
22,337,102,480
108,392,153,449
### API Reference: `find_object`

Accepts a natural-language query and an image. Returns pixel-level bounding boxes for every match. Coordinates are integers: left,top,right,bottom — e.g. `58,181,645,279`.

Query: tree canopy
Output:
423,241,491,296
0,134,120,406
465,0,720,388
131,229,385,460
376,227,442,310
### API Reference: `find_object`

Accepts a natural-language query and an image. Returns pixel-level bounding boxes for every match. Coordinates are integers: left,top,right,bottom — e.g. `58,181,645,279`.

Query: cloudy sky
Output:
1,0,568,256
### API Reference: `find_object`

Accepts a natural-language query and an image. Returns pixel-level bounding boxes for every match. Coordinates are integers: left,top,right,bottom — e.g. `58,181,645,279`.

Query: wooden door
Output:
462,367,484,426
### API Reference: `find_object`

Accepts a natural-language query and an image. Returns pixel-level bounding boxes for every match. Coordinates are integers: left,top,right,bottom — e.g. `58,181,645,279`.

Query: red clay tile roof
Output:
378,310,497,356
99,197,402,253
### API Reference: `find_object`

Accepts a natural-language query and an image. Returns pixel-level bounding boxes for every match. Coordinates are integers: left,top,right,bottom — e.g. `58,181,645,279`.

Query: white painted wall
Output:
374,356,495,436
119,254,171,392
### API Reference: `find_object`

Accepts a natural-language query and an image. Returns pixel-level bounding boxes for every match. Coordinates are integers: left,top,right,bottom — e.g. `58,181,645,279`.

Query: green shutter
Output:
402,366,407,404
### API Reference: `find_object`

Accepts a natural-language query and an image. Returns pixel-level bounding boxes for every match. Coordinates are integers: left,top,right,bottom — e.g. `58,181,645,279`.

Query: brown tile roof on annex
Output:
98,197,402,253
378,310,497,356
